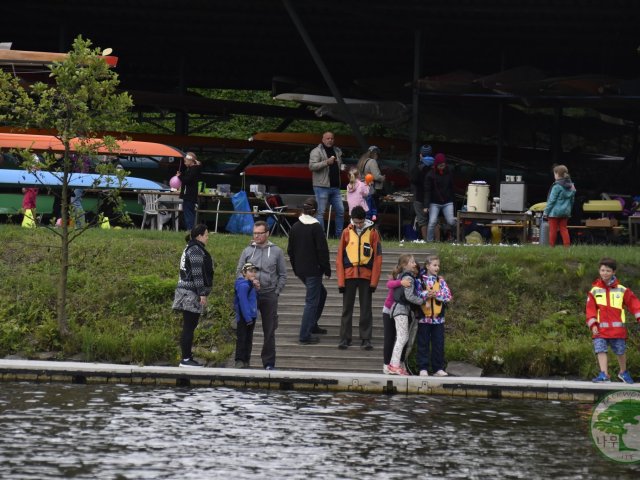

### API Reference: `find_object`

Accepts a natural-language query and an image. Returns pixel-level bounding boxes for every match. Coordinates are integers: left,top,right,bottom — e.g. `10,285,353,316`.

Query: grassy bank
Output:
1,225,638,378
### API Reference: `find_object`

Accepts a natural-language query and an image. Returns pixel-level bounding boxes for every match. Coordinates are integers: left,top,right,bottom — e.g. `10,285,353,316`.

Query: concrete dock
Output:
1,359,638,403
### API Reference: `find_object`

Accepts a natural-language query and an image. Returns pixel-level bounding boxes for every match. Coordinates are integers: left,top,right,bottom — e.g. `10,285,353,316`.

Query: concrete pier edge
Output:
2,359,639,403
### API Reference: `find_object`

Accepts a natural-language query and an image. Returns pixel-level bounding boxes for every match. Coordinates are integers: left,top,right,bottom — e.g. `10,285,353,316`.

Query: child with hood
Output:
543,164,576,247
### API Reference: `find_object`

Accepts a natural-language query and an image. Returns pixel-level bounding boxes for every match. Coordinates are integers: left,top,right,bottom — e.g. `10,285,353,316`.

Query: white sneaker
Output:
383,364,390,374
419,370,429,377
433,370,448,377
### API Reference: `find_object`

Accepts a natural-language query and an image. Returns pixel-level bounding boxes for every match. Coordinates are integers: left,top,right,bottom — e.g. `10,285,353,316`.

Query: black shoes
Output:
312,325,328,334
338,339,352,349
299,336,320,345
179,358,203,368
361,340,373,351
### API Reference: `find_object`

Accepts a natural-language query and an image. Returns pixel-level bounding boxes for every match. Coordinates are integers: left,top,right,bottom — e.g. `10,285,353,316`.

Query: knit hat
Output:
420,144,433,157
421,156,434,167
434,153,446,166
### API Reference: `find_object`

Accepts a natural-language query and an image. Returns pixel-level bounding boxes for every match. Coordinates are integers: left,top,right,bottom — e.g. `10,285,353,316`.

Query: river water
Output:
0,383,638,479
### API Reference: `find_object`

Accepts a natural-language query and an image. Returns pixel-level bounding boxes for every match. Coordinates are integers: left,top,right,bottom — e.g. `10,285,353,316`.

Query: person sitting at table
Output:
423,153,456,242
177,152,202,231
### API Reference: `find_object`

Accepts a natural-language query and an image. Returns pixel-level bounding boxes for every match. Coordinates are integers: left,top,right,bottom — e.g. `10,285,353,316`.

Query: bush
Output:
130,328,177,364
79,325,130,362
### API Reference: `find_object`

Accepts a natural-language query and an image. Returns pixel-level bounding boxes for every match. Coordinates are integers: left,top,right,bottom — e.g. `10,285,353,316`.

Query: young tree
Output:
0,36,134,336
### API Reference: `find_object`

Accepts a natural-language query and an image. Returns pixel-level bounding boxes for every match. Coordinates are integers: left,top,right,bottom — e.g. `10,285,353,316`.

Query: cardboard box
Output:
585,218,618,227
250,184,266,194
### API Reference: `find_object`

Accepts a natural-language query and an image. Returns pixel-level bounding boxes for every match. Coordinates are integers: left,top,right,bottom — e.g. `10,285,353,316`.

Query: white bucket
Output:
466,184,490,212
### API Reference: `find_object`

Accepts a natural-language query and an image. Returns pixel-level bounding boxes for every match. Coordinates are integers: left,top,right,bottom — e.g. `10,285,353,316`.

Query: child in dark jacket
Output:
234,262,259,369
382,274,413,374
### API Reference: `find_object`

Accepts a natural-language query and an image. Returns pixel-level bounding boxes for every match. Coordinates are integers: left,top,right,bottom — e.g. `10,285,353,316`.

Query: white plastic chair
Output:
141,193,162,230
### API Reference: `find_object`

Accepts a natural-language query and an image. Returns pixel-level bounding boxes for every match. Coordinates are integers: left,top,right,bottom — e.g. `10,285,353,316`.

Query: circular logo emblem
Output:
590,390,640,463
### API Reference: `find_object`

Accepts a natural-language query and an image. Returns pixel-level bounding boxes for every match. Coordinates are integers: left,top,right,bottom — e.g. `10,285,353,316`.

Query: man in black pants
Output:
335,206,383,350
287,197,331,345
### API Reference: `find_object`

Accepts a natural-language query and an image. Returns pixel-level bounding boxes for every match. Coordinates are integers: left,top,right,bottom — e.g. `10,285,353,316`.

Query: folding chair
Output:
263,194,292,237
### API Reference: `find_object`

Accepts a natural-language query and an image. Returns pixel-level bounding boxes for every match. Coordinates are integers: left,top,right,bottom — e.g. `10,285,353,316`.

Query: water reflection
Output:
0,383,638,479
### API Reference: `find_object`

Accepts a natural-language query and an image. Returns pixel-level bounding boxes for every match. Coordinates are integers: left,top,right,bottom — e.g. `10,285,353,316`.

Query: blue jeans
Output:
427,202,456,241
299,276,327,341
417,322,445,372
314,186,344,237
182,200,196,231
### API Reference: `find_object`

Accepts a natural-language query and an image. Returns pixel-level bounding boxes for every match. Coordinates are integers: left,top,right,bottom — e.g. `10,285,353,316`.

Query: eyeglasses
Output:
253,231,268,236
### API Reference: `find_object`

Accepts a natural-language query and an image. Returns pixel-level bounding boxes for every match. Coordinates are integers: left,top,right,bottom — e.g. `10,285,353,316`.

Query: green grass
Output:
1,225,639,378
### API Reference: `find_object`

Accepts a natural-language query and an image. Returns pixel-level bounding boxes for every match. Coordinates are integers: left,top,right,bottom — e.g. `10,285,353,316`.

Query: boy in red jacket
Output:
586,257,640,383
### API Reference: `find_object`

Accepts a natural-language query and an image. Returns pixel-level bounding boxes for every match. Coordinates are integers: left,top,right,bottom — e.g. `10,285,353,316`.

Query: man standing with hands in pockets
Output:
309,131,345,238
287,197,331,345
236,220,287,370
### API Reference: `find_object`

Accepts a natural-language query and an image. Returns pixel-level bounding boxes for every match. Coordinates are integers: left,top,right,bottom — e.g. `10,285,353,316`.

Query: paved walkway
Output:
1,359,636,403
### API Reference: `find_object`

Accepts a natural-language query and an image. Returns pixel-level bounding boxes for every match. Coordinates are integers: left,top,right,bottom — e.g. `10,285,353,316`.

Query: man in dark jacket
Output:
423,153,456,242
177,151,202,231
287,197,331,344
410,144,433,240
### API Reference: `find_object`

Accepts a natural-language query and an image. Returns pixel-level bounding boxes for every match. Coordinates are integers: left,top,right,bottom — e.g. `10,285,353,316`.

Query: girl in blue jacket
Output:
543,165,576,247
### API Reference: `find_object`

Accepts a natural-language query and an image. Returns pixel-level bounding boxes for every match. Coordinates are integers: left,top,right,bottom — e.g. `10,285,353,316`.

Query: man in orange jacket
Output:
336,206,383,350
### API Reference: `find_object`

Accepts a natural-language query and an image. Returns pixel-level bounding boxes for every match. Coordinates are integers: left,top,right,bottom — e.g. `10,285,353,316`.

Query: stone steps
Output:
243,248,436,372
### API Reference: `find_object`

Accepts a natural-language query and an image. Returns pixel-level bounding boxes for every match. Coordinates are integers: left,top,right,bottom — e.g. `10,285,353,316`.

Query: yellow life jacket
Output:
21,209,36,228
343,227,374,268
421,280,443,318
590,285,627,325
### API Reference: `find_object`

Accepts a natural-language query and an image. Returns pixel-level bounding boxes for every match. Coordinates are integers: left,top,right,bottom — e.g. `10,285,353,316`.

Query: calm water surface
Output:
1,383,639,479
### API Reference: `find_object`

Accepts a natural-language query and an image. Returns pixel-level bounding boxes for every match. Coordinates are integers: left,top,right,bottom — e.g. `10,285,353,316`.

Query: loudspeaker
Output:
500,182,527,212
